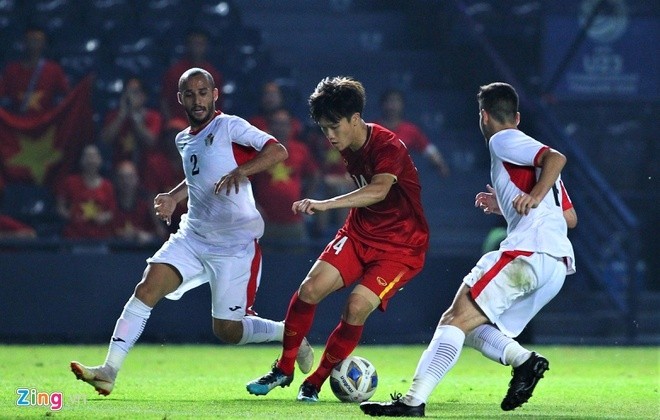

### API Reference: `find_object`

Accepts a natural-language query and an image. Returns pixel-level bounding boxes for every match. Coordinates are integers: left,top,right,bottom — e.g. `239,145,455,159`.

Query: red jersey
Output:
142,151,184,194
142,150,186,232
0,59,69,116
252,139,319,224
378,120,430,153
57,174,117,239
102,108,163,164
339,123,429,255
113,196,158,238
160,59,223,119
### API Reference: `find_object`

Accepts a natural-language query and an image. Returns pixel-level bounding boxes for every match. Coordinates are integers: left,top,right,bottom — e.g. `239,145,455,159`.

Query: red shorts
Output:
319,232,425,311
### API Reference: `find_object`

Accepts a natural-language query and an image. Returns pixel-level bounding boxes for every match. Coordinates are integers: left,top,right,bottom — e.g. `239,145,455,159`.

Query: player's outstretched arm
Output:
292,173,394,215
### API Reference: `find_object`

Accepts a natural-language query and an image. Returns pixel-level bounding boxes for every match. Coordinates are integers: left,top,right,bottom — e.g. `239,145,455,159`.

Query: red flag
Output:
0,75,94,187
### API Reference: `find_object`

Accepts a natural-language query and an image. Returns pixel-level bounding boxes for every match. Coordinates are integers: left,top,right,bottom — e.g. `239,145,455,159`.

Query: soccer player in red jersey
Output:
247,76,430,402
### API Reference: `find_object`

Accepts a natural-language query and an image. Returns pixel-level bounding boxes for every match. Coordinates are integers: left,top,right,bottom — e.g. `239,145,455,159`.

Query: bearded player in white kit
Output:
361,82,576,416
70,68,313,396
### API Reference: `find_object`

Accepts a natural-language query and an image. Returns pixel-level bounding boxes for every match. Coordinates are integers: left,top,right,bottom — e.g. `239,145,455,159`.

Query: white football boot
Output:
296,337,315,374
70,361,117,396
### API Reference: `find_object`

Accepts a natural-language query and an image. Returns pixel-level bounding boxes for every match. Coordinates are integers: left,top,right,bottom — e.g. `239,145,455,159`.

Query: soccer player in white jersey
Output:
70,68,314,396
361,82,576,417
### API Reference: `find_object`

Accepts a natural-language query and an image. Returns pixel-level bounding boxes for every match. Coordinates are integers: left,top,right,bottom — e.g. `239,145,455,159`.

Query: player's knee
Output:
298,280,324,304
212,319,242,344
134,281,163,307
439,307,457,326
343,295,372,325
134,264,180,306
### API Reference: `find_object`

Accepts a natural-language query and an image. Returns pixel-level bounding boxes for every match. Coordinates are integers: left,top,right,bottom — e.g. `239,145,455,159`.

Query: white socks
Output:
405,325,465,406
104,296,152,371
103,297,285,371
465,324,531,367
237,316,285,345
503,341,532,368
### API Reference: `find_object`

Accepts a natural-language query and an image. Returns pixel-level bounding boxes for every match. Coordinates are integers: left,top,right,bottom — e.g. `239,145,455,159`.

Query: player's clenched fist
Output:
512,192,540,215
292,198,328,215
154,193,177,225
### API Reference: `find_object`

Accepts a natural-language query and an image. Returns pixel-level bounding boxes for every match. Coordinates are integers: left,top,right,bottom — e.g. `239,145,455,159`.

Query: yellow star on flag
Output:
19,90,45,113
27,91,45,112
80,199,101,221
8,126,61,184
269,162,292,183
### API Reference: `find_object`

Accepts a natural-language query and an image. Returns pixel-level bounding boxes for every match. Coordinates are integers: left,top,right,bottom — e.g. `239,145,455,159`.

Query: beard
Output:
185,107,214,127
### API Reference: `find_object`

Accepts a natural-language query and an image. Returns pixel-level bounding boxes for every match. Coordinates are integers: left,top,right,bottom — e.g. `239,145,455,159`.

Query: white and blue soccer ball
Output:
329,355,378,403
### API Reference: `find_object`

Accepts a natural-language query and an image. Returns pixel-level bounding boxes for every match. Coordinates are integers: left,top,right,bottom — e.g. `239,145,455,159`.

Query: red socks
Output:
278,292,316,374
307,320,364,390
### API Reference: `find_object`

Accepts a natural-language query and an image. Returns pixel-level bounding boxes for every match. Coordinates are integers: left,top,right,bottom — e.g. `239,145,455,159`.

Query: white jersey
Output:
489,129,575,274
174,112,274,246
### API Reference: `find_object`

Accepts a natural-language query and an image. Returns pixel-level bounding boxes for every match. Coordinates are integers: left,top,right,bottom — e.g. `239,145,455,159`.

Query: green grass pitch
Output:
1,344,657,419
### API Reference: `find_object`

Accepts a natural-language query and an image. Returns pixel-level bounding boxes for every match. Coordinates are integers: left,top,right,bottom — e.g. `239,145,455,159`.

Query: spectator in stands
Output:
0,26,70,117
56,144,116,239
249,81,303,139
377,88,450,177
99,76,163,168
143,117,187,234
160,29,223,120
113,160,165,244
252,107,320,243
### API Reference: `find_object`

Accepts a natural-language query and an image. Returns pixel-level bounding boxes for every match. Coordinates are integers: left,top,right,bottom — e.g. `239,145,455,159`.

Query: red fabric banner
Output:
0,75,94,187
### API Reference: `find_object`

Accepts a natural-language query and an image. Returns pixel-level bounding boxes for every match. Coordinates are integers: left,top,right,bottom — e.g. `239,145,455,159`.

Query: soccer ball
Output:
329,355,378,403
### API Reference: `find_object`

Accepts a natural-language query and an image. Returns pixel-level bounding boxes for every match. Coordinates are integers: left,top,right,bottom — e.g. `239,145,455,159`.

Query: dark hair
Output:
477,82,519,124
178,67,215,91
123,75,148,95
308,76,366,123
379,88,404,106
23,26,49,47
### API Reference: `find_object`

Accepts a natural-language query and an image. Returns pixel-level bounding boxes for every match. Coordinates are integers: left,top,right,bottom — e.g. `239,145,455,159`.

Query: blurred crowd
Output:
0,25,450,246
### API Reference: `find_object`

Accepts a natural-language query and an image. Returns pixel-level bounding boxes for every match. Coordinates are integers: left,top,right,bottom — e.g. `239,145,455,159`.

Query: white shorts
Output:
147,230,262,321
463,250,566,337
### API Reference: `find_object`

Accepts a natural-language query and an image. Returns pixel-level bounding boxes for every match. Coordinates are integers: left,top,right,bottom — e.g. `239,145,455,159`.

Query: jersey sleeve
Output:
372,139,407,180
227,115,276,151
490,133,546,167
559,179,574,210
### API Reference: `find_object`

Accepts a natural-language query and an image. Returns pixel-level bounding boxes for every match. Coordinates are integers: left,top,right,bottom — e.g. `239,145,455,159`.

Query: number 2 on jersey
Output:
190,154,200,175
